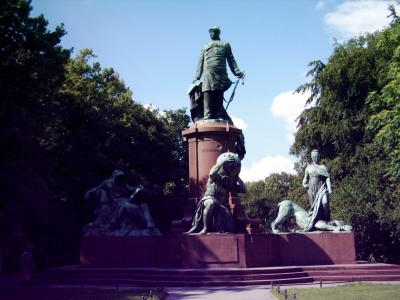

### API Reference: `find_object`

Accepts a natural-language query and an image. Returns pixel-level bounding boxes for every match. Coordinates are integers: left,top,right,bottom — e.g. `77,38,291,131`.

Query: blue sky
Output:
31,0,398,181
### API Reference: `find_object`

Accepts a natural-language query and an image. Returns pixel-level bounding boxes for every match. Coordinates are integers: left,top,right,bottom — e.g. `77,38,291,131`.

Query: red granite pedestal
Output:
182,121,242,202
178,121,251,232
80,232,356,268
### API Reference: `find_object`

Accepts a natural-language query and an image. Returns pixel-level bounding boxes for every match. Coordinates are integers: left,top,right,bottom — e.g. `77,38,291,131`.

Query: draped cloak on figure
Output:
188,175,236,233
303,164,330,232
188,153,246,234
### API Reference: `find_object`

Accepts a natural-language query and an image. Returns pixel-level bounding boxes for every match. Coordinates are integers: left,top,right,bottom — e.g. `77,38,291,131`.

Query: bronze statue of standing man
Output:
192,26,244,120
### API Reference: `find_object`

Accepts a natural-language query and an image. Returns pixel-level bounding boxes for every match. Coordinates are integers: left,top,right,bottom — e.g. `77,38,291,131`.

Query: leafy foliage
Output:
289,16,400,262
243,12,400,263
0,1,189,271
0,0,71,271
242,173,301,230
292,34,381,178
367,21,400,180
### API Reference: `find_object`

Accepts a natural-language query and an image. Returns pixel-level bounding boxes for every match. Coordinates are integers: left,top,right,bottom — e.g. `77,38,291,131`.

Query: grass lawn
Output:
0,286,166,300
273,283,400,300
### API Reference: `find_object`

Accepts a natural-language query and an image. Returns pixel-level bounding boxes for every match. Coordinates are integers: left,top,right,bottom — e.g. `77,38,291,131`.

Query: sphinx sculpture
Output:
82,170,161,236
186,152,246,234
271,149,352,233
271,200,352,233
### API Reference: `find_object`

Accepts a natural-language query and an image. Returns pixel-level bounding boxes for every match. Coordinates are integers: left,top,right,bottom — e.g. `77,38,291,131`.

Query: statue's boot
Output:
203,93,213,119
215,96,224,119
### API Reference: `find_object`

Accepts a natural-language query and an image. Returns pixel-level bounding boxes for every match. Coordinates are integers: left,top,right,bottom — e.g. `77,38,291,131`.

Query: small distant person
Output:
193,26,244,120
19,245,34,284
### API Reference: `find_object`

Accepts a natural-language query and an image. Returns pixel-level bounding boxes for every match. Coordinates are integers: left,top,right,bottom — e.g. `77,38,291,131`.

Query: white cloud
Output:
325,0,399,38
241,155,295,182
231,115,248,131
143,103,157,111
143,103,166,118
270,90,311,142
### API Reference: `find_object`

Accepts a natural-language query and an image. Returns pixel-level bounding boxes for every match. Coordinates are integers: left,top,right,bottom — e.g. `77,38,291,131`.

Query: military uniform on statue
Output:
190,26,244,122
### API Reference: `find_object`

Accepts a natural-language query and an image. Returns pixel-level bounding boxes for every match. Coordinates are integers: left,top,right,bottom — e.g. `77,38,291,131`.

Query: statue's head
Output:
209,26,221,40
111,169,127,186
311,149,320,163
217,152,241,177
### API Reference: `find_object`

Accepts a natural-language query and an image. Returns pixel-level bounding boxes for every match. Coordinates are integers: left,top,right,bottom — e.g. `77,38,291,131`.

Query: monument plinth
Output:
80,232,356,268
181,121,248,230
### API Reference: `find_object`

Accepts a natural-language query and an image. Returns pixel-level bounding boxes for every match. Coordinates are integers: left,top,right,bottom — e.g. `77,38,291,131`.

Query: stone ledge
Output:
80,232,356,268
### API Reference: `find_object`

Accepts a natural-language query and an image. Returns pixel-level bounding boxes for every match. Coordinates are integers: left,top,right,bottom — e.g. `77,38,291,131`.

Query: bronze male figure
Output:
193,26,244,120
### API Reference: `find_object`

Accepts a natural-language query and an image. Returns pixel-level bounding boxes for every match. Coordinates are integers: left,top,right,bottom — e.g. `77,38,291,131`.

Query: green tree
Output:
0,1,190,271
158,109,190,221
242,173,294,230
292,34,382,179
292,16,400,263
46,48,190,237
368,18,400,180
0,0,70,271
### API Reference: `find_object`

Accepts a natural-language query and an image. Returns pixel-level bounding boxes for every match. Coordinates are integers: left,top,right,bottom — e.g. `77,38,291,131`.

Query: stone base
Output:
177,122,251,233
36,263,400,287
80,232,356,268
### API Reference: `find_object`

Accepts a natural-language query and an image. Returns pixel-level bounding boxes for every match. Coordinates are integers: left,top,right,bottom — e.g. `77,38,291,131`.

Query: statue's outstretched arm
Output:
326,177,332,194
195,48,205,81
84,187,96,201
225,43,243,78
302,168,309,189
84,180,107,201
209,160,223,180
319,165,332,193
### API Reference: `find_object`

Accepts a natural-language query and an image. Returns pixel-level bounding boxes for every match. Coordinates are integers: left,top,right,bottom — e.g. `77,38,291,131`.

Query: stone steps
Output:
303,264,400,282
315,275,400,282
308,270,400,276
35,266,311,287
33,277,313,287
39,266,304,276
33,263,400,287
36,272,309,281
